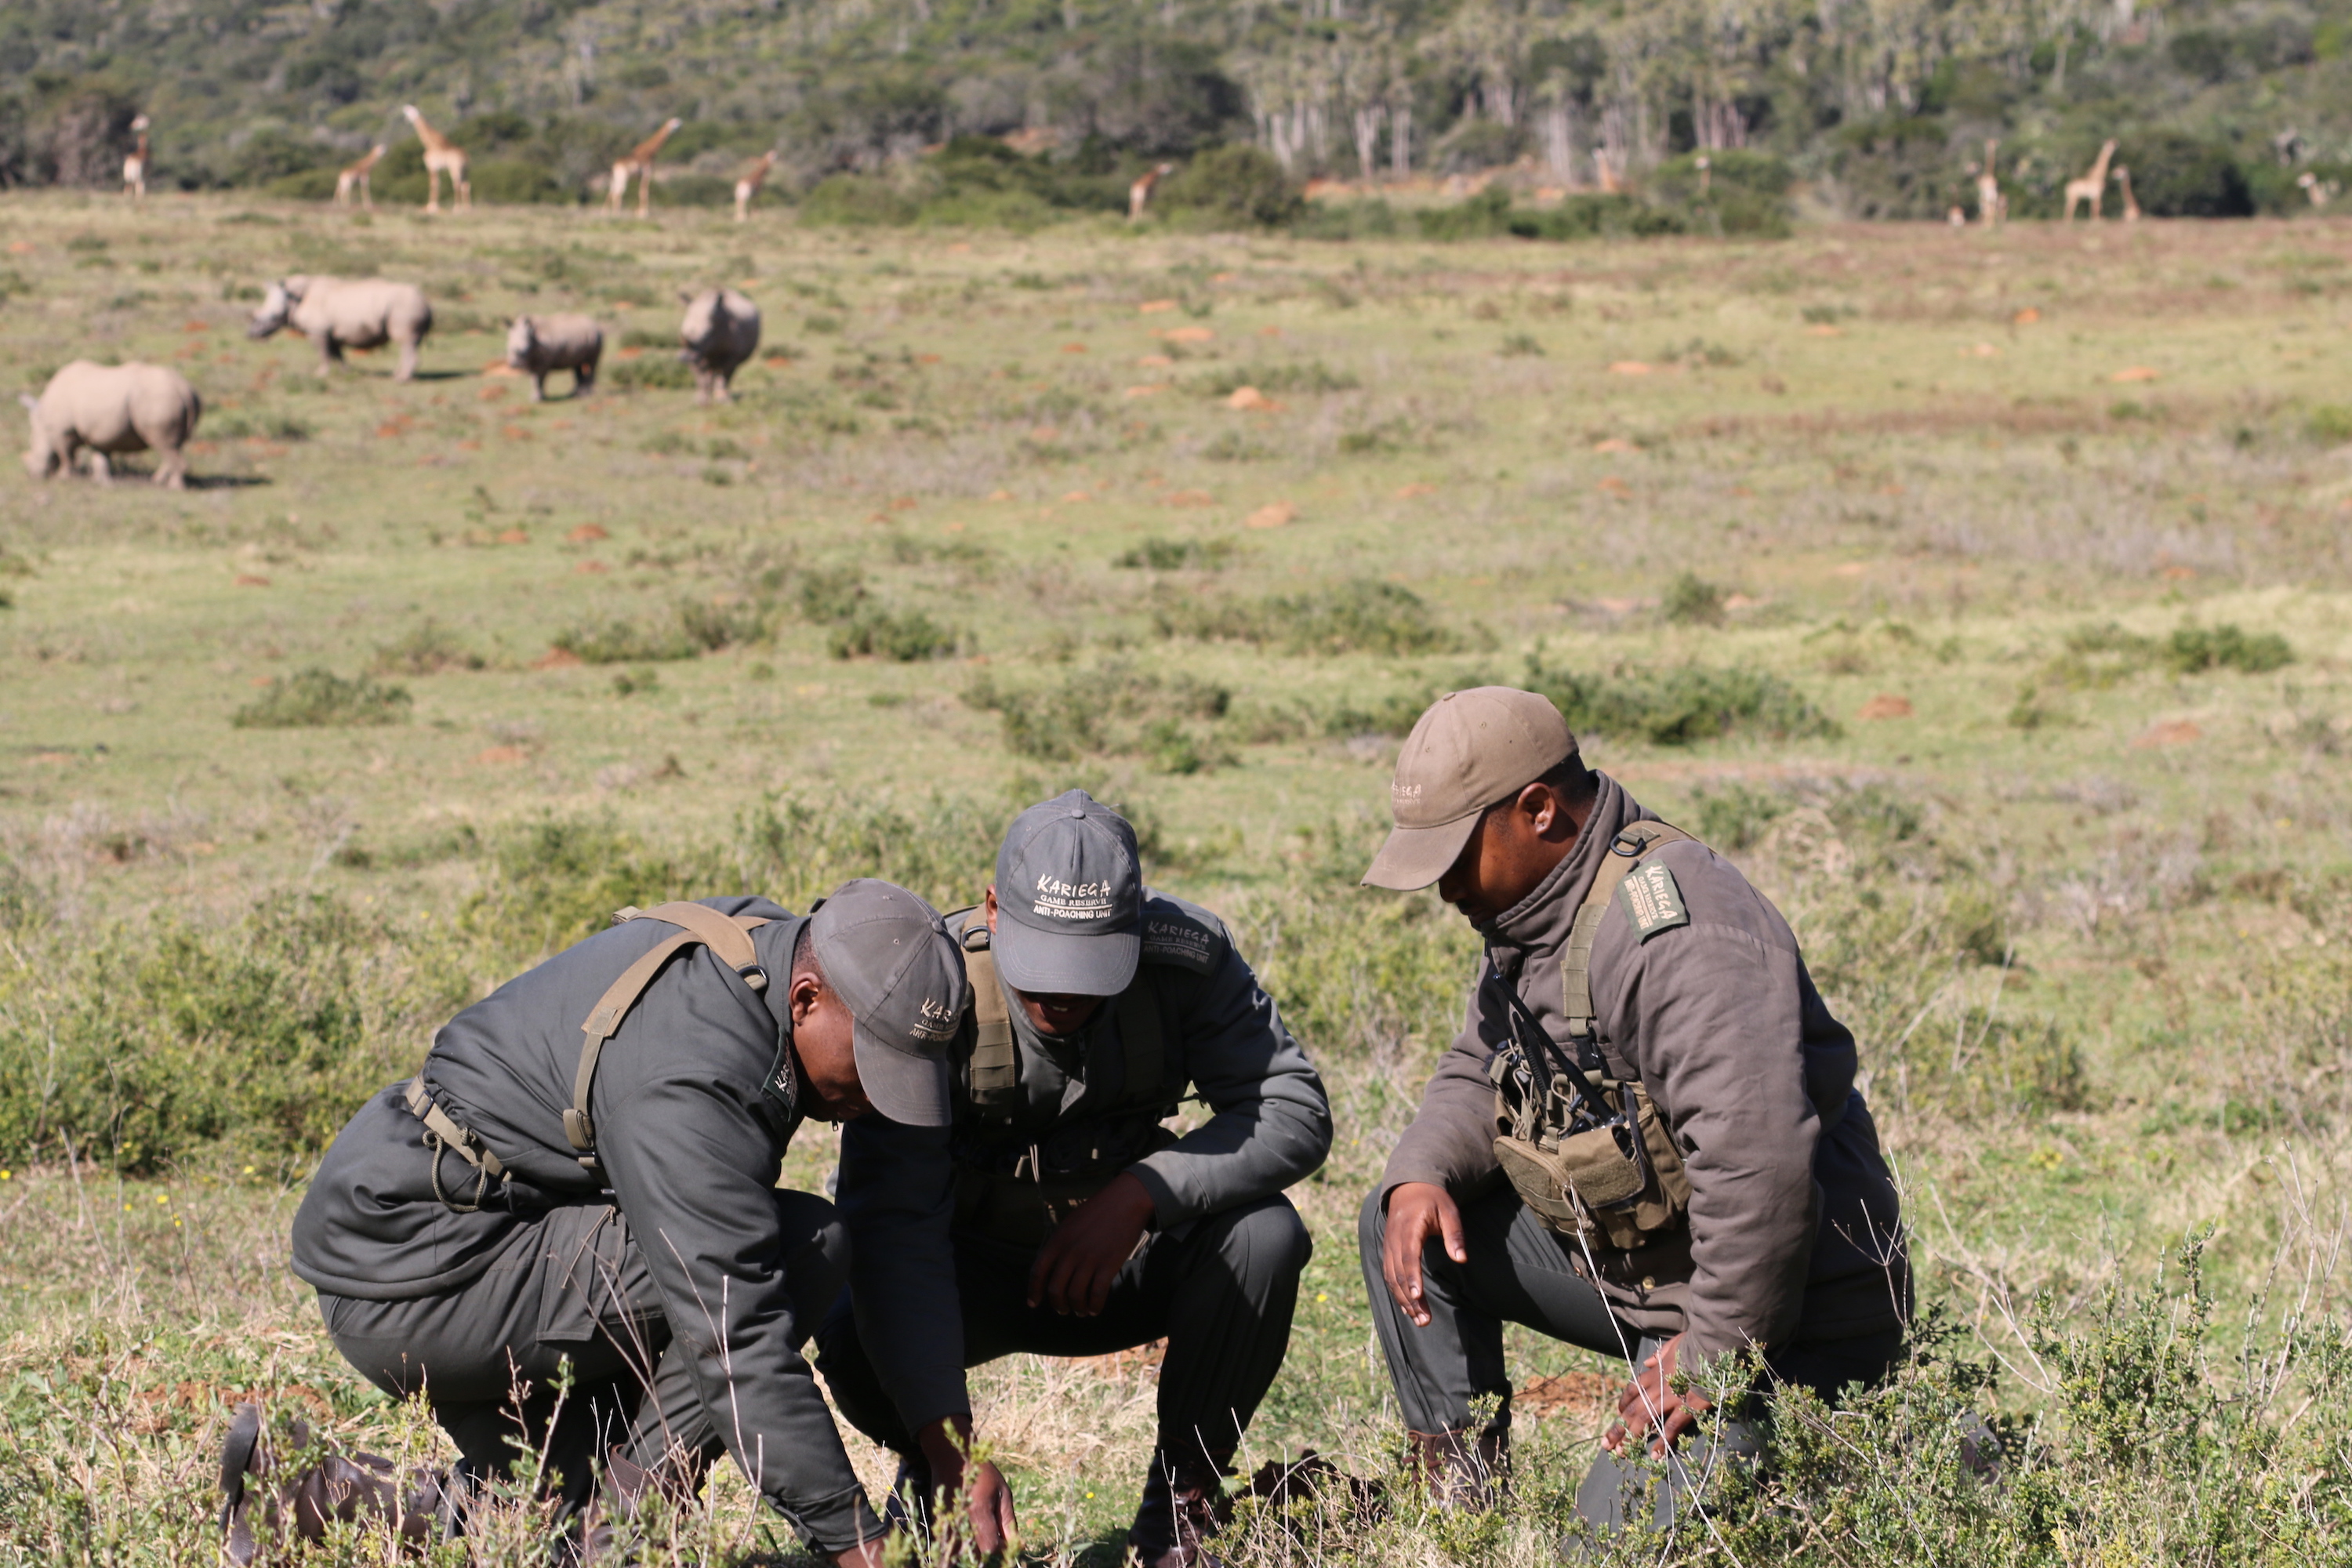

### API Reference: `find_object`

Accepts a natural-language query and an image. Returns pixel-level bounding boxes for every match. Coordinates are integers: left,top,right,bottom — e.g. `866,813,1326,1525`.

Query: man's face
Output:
1435,783,1581,928
984,887,1111,1036
788,973,874,1122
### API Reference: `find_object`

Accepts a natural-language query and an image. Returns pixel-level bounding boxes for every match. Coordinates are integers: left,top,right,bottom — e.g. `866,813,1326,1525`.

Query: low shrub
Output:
1523,652,1839,745
372,620,487,675
828,607,964,661
231,668,412,728
1156,580,1461,656
554,597,772,663
964,662,1234,771
1115,536,1236,571
1661,572,1727,626
1155,145,1305,230
606,356,695,392
1188,362,1360,397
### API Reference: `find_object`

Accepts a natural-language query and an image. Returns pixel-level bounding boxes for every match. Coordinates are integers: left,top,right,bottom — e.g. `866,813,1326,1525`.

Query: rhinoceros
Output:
506,314,603,401
678,288,760,405
20,361,202,489
249,275,433,382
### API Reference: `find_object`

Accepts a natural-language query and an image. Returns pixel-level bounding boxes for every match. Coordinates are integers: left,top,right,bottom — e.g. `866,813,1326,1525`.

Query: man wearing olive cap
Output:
1356,688,1907,1533
240,880,968,1563
818,790,1333,1568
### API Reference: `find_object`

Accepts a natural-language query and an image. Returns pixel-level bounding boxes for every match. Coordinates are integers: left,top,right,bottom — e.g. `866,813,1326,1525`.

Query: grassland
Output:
3,189,2352,1563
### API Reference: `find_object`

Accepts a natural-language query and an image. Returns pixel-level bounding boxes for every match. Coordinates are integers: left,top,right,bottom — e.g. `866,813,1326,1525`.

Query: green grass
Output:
4,191,2352,1563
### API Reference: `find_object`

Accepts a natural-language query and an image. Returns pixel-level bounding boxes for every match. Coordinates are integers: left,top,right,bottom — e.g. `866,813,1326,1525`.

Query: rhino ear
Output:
677,289,694,303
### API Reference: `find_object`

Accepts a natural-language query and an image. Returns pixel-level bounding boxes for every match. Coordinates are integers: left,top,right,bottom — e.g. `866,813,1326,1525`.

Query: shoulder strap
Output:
1562,823,1693,1051
956,911,1020,1112
566,903,772,1175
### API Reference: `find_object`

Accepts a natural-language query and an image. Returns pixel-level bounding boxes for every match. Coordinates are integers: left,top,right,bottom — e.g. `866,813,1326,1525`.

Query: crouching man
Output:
238,881,969,1564
1356,688,1910,1534
817,790,1334,1568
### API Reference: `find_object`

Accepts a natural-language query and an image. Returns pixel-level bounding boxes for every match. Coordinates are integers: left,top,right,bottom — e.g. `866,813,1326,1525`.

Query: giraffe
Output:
733,150,779,222
2299,172,2334,209
122,115,150,202
401,106,470,213
2113,165,2141,223
1976,139,2005,225
607,118,684,218
1127,162,1175,222
2063,140,2117,221
336,144,387,212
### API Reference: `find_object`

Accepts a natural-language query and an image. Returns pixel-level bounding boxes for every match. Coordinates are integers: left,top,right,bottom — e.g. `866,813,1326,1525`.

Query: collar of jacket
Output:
1479,772,1648,966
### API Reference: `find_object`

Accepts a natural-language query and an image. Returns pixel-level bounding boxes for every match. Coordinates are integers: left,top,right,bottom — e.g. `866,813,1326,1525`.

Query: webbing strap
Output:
959,914,1019,1106
1116,978,1163,1109
565,906,771,1173
404,1076,505,1179
1561,822,1691,1044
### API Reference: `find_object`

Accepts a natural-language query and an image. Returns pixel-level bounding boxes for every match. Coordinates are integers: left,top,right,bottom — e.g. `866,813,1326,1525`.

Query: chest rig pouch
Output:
948,909,1180,1247
1490,823,1696,1252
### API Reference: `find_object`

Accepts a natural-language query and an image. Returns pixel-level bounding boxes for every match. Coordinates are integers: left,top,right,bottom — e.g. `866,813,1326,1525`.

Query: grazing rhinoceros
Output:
248,275,433,382
678,288,760,405
20,361,202,489
506,314,603,401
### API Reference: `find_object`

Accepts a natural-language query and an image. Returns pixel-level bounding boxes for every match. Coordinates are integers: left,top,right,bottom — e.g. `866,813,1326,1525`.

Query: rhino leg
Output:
154,445,187,489
574,357,597,397
87,450,113,485
314,333,341,377
397,337,419,383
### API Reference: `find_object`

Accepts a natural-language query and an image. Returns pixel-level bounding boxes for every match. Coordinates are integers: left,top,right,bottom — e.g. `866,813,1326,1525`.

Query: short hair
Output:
1537,751,1596,802
791,919,822,985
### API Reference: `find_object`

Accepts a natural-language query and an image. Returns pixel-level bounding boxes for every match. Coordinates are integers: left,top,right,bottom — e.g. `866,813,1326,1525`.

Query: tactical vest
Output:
405,902,778,1209
945,906,1188,1247
1490,824,1696,1253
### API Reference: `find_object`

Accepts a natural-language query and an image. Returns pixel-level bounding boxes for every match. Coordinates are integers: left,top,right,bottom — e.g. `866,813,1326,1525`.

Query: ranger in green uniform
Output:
1355,688,1909,1535
228,880,969,1563
816,790,1333,1568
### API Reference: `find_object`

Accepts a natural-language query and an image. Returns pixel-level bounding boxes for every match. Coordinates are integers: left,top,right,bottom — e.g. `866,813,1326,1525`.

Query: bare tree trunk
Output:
1353,104,1384,180
1390,103,1411,176
1542,103,1572,180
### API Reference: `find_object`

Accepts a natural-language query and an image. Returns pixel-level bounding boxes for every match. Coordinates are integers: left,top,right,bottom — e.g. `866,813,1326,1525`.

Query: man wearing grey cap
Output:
818,789,1333,1568
235,880,968,1563
1356,688,1907,1534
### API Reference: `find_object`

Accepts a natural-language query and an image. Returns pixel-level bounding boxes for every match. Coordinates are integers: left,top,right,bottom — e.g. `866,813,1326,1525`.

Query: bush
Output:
372,620,486,675
1114,536,1236,571
800,172,921,227
964,662,1233,771
828,607,964,661
1156,580,1461,656
1187,361,1359,397
231,668,411,728
607,356,695,392
2167,622,2292,675
1524,653,1839,745
1661,572,1727,626
554,597,772,663
1155,144,1303,230
1644,150,1795,237
2118,132,2253,218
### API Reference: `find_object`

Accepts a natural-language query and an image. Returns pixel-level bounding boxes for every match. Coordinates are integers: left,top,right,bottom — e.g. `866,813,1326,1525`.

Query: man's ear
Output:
983,885,999,933
788,967,823,1023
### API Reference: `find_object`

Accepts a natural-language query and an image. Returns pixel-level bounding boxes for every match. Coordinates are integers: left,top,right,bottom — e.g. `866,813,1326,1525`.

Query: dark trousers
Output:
1357,1185,1902,1534
816,1194,1311,1468
320,1189,844,1514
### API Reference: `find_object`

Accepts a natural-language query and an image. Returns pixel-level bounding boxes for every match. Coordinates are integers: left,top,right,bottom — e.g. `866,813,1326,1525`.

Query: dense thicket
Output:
0,0,2347,220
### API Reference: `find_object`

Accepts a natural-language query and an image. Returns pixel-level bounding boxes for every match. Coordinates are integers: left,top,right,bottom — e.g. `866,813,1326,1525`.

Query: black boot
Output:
1127,1446,1232,1568
219,1400,456,1564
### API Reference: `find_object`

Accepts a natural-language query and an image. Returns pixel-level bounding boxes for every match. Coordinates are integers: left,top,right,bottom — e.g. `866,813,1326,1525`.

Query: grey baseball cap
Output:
1363,687,1580,891
807,878,967,1126
990,789,1142,997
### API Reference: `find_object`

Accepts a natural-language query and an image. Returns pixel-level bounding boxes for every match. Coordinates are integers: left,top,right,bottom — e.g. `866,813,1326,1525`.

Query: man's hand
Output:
917,1416,1018,1556
1602,1333,1711,1457
833,1534,889,1568
1380,1182,1468,1328
1027,1171,1156,1316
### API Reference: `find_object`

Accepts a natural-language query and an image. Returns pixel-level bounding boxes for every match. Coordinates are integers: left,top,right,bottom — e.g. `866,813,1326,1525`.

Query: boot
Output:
219,1401,456,1564
881,1450,936,1537
1406,1427,1508,1512
1127,1446,1232,1568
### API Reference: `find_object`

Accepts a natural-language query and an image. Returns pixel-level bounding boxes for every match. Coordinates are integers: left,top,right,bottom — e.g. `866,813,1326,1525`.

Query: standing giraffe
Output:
401,106,470,212
336,144,387,211
1975,139,2005,225
608,118,684,218
733,150,779,222
2113,165,2142,223
2064,140,2117,221
122,115,150,202
1127,162,1175,222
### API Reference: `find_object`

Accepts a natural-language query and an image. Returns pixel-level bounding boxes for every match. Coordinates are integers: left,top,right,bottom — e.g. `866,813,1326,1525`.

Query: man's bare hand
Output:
917,1416,1018,1556
1381,1182,1468,1328
833,1534,889,1568
1027,1171,1156,1316
1602,1333,1711,1458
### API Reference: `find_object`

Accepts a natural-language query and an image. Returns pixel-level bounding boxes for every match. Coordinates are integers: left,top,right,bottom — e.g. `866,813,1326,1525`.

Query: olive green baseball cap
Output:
1361,687,1579,891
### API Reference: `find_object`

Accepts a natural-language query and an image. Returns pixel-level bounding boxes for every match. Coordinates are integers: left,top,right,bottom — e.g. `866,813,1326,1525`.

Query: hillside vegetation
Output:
4,0,2352,225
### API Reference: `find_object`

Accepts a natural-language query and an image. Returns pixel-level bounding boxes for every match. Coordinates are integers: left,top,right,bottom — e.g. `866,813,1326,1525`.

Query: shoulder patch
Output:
1617,860,1691,942
1138,894,1225,975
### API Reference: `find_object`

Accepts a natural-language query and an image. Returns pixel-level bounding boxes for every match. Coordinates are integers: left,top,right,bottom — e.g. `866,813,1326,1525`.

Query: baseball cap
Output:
1361,687,1579,891
989,789,1142,997
807,879,967,1126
